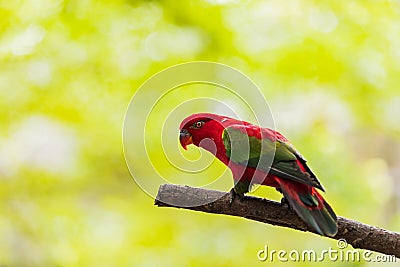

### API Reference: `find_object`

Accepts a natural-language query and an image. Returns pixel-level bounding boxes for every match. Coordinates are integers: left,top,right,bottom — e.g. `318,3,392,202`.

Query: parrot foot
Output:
229,188,244,205
229,188,236,205
280,197,293,210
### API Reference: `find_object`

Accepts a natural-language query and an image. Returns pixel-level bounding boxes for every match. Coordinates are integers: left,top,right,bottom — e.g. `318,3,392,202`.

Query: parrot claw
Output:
280,197,293,210
229,188,236,205
229,188,244,205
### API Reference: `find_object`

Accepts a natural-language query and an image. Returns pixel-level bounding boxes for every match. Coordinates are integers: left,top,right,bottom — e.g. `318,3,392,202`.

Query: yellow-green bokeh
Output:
1,0,399,266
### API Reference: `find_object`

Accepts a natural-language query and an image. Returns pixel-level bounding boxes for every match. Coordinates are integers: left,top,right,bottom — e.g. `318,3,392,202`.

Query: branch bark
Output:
155,184,400,258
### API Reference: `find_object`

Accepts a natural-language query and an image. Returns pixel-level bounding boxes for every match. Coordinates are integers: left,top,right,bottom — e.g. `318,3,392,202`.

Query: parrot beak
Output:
179,129,192,150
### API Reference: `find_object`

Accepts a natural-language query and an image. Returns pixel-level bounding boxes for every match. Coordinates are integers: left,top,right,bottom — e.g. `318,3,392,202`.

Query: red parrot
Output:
179,113,337,236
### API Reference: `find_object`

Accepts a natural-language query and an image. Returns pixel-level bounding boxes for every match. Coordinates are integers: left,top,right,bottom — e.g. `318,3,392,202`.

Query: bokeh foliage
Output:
1,0,400,266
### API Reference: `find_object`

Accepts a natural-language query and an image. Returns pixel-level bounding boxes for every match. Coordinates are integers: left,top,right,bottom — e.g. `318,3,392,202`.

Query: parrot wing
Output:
222,125,324,191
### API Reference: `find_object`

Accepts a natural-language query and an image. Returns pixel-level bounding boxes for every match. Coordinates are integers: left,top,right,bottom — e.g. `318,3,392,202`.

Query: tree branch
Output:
155,184,400,258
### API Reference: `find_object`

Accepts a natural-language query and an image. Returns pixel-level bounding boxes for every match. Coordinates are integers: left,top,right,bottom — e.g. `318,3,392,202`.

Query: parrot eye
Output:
194,121,204,129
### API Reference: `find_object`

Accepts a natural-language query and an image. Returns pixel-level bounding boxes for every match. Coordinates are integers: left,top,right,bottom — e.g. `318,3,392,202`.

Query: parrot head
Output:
179,113,228,150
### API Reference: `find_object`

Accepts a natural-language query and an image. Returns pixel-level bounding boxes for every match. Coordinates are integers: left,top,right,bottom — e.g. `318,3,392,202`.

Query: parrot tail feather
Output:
277,179,338,237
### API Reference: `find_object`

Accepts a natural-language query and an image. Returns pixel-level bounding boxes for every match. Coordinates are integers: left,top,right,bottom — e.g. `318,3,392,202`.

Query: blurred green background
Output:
1,0,400,266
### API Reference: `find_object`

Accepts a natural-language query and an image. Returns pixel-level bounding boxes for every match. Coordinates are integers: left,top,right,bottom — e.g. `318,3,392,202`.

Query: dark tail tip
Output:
283,190,338,236
305,200,338,237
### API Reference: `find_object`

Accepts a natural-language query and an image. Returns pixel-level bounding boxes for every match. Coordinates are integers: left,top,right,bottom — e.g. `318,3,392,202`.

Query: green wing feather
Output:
223,126,275,167
222,126,323,190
